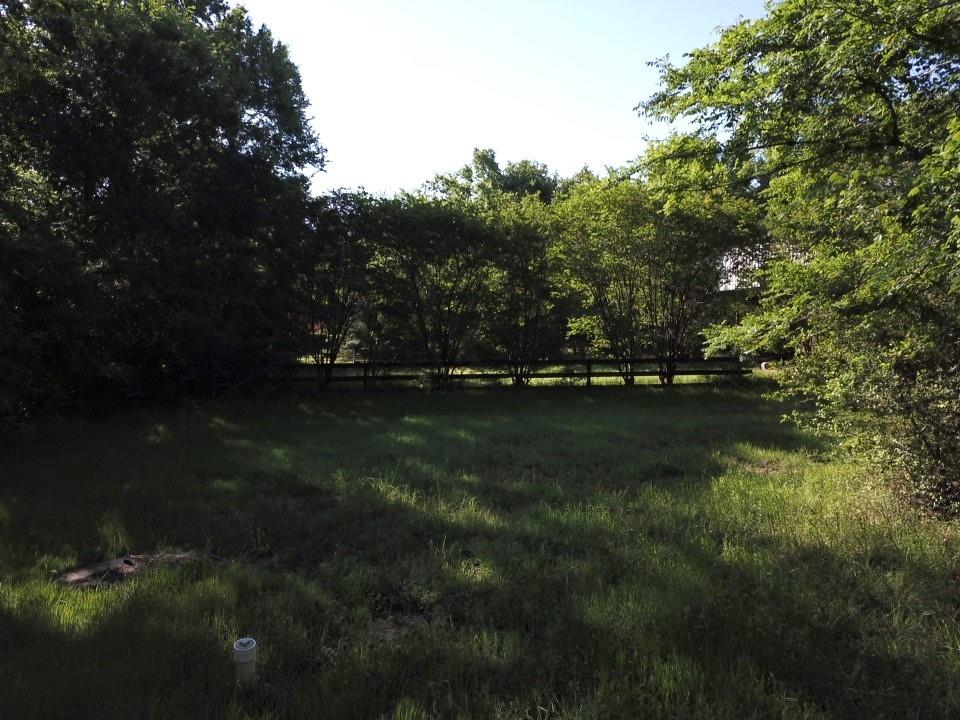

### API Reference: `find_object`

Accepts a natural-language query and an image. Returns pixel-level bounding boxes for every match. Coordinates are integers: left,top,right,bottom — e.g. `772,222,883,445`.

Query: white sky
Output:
238,0,767,195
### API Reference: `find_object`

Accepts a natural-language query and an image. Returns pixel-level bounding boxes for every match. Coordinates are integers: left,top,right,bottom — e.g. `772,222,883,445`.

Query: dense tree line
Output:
292,149,757,390
7,0,956,511
1,1,750,424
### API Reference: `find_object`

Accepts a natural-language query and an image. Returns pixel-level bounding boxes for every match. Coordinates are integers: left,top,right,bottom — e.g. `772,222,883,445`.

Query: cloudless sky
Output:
239,0,767,194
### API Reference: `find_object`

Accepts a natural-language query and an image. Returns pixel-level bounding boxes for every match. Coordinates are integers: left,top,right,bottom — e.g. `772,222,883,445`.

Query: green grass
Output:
3,385,960,718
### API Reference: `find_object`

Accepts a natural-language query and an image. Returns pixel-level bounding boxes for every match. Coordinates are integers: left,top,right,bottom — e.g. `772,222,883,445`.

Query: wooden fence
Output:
274,356,750,389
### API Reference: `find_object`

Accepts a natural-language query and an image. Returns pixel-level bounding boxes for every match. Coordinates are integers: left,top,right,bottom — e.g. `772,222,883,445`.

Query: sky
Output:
238,0,768,195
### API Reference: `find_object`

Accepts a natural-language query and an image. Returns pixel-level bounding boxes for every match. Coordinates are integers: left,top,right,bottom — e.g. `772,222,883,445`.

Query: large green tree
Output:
370,196,493,385
554,179,652,382
645,0,960,507
480,193,564,384
293,192,373,388
429,150,566,383
555,147,754,384
1,0,322,416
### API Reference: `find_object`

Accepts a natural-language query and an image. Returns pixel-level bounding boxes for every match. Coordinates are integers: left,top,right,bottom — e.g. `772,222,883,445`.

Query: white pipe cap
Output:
233,637,257,663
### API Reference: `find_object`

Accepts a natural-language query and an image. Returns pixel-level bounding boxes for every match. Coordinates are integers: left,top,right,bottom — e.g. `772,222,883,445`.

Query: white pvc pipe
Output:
233,637,257,685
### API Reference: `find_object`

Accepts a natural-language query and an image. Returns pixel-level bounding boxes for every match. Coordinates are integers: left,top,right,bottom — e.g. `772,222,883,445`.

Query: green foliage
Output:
0,3,762,422
294,192,374,386
554,179,652,380
368,196,494,382
427,151,570,382
429,148,558,206
554,148,757,383
0,0,322,415
1,0,758,417
649,0,960,508
478,194,565,383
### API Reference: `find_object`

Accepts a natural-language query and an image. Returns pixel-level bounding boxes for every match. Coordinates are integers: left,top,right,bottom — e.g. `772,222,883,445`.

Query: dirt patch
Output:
56,551,197,588
369,589,434,644
371,613,432,645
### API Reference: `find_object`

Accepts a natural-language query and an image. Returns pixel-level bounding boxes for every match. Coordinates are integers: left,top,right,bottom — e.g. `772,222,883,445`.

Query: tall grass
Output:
2,385,959,718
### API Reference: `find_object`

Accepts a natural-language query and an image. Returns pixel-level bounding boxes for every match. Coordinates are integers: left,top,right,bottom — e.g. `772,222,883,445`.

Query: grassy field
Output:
3,384,960,719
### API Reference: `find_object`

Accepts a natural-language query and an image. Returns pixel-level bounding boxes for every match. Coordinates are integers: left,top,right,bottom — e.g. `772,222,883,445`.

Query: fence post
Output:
586,360,592,387
362,362,369,391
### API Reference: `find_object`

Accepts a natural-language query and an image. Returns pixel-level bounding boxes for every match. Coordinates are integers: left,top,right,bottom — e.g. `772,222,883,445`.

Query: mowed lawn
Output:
3,386,960,719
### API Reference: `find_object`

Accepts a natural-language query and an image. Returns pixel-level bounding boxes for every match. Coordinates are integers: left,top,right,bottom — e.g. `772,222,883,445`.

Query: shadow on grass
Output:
2,387,957,718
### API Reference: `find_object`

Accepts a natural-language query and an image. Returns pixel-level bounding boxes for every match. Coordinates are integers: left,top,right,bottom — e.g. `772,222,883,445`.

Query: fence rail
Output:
274,356,750,388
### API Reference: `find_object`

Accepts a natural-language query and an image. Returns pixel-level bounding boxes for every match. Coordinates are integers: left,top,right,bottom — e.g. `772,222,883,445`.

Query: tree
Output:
0,0,322,415
554,157,752,384
645,0,960,508
481,194,563,384
554,179,651,383
428,151,565,383
294,192,372,388
640,135,766,381
371,196,493,385
429,148,558,207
